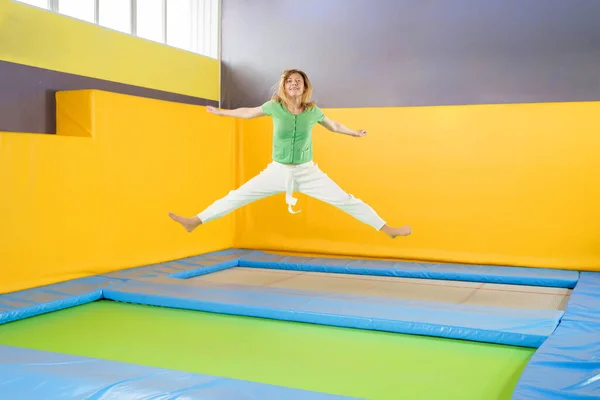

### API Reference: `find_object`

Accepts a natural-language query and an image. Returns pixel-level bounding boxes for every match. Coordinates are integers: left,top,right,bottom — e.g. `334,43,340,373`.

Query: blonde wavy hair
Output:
271,69,316,109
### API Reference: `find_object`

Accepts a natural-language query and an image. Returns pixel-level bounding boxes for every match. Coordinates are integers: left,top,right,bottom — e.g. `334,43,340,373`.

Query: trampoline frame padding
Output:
103,278,562,348
1,249,570,348
0,248,597,400
238,252,579,288
0,345,352,400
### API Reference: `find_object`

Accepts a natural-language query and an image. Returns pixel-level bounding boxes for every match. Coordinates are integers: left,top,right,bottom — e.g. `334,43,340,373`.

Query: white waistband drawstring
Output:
285,168,300,214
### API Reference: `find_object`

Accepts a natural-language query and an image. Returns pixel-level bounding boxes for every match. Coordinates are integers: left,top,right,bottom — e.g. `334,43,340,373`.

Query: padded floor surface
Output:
0,300,534,400
190,267,572,311
1,249,596,400
0,345,348,400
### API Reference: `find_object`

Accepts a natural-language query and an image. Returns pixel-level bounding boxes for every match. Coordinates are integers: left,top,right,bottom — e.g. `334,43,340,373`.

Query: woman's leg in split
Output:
169,163,285,232
295,164,411,238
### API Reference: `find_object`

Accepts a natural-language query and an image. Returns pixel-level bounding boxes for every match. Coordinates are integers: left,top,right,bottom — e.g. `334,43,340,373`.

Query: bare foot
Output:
168,212,202,233
381,225,412,238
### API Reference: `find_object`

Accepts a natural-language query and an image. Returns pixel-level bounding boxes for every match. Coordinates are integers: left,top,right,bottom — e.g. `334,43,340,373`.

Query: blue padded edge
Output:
0,249,247,325
102,248,249,280
3,248,595,399
0,345,354,400
104,278,563,348
511,272,600,400
239,251,579,288
0,276,113,325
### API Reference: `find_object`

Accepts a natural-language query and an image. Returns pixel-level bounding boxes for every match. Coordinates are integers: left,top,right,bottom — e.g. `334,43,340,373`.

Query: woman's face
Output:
285,72,305,98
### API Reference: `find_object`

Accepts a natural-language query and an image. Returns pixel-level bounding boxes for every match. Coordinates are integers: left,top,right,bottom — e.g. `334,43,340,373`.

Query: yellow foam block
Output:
236,102,600,271
0,90,235,294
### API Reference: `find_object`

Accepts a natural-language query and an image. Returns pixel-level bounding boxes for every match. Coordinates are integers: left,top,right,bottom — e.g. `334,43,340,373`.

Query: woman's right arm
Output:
207,105,265,119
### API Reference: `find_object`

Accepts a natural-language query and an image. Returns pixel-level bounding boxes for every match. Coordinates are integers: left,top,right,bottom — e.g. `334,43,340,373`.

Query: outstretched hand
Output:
206,106,222,115
351,130,367,137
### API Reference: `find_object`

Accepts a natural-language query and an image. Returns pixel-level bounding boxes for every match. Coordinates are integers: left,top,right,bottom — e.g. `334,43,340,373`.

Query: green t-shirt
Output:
261,100,325,164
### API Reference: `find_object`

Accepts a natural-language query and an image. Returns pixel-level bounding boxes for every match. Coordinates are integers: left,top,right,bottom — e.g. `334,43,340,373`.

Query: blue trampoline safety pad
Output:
0,345,353,400
239,252,579,288
511,272,600,400
2,248,598,400
106,248,247,280
0,276,113,325
104,278,563,348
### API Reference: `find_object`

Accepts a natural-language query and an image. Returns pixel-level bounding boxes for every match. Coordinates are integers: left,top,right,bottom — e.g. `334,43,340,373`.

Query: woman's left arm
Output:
320,116,367,137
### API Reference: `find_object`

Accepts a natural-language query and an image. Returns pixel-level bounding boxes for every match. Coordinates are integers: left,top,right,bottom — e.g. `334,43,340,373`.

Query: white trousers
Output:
198,161,387,230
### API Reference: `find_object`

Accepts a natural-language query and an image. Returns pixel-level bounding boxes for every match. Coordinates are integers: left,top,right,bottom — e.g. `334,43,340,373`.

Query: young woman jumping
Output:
169,69,412,238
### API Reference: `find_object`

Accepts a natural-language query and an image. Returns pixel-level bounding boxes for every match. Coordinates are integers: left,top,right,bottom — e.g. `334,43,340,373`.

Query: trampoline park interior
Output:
1,1,599,399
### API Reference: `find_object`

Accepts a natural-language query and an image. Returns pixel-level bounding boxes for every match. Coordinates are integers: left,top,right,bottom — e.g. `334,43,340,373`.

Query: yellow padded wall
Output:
0,90,235,294
0,0,218,101
235,102,600,271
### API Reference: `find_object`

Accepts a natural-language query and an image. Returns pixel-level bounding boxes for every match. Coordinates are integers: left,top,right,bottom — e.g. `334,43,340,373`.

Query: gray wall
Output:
0,60,217,134
221,0,600,109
